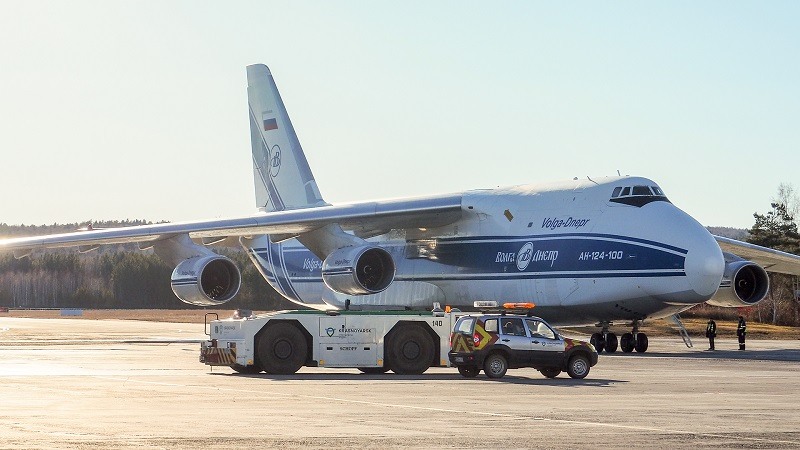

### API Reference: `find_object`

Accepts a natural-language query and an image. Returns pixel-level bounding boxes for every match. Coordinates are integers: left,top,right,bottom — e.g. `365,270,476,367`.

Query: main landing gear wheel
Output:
620,332,635,353
483,353,508,379
358,367,390,374
539,367,561,378
635,333,649,353
387,325,435,375
590,333,605,353
566,354,591,379
604,332,618,353
256,322,308,375
458,366,480,378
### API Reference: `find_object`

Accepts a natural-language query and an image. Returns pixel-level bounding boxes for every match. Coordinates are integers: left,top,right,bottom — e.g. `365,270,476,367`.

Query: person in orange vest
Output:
705,318,717,351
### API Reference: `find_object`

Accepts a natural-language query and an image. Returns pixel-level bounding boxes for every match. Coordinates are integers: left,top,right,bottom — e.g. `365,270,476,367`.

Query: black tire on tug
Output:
458,366,480,378
231,364,262,374
358,367,390,374
605,332,618,353
567,354,591,379
590,333,605,353
620,332,635,353
635,333,649,353
483,353,508,379
387,325,435,375
256,322,308,375
539,367,561,378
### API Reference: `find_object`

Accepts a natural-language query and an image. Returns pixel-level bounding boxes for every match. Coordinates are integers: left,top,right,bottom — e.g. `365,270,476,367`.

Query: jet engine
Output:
170,255,242,306
322,246,395,295
706,259,769,308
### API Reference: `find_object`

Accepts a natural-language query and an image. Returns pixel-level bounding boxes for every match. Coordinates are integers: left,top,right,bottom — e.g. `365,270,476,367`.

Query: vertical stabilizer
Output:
247,64,326,212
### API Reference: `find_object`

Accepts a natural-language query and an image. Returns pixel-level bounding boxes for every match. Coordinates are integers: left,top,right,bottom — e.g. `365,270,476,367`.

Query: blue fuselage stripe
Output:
248,233,687,290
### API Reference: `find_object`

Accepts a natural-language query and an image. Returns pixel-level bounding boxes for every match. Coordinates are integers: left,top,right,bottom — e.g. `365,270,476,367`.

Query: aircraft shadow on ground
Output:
210,372,622,387
602,349,800,362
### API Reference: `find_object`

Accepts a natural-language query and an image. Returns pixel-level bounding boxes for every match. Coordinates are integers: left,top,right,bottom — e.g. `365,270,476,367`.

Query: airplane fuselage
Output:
244,176,726,327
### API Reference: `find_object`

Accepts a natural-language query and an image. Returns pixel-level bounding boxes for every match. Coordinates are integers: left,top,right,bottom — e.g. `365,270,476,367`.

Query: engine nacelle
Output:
171,255,242,306
322,246,395,295
706,259,769,308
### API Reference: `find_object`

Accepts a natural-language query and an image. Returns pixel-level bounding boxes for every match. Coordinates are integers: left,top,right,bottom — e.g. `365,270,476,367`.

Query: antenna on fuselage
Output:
587,176,598,185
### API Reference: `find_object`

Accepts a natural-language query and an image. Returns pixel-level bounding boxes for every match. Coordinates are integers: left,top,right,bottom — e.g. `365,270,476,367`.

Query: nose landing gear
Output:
592,321,648,354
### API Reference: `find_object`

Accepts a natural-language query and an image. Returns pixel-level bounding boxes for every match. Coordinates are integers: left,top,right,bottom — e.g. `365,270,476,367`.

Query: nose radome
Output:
683,233,725,298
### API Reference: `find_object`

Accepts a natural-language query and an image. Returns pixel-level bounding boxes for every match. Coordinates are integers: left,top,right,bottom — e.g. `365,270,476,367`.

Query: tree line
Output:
0,221,295,311
699,183,800,326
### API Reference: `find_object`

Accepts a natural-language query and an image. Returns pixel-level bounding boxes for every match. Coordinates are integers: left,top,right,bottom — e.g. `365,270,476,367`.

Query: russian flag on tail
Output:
263,115,278,131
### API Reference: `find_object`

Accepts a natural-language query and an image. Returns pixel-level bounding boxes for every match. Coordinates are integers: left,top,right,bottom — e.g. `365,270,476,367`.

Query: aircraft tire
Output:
387,324,435,375
635,333,649,353
483,353,508,379
567,354,590,379
605,333,618,353
256,322,308,375
620,333,635,353
458,366,480,378
539,367,561,378
358,367,390,374
231,364,262,374
590,333,605,353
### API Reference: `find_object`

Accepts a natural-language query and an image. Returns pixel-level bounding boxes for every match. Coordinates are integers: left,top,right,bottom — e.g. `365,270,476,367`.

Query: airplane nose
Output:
683,232,725,298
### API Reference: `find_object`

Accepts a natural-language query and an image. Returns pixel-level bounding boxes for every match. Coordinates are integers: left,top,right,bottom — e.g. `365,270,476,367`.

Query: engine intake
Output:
706,259,769,308
171,255,242,306
322,246,395,295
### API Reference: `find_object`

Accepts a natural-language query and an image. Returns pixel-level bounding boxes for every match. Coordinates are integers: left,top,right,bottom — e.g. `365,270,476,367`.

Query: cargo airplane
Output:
3,64,800,353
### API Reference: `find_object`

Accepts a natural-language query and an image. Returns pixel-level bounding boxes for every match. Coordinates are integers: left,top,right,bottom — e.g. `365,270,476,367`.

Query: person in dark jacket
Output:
737,316,747,350
705,318,717,350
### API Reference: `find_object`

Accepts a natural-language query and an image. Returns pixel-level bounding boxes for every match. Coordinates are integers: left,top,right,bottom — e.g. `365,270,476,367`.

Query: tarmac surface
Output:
1,317,799,449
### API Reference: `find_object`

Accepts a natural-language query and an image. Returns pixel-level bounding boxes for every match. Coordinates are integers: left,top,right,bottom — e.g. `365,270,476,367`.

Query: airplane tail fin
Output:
247,64,326,212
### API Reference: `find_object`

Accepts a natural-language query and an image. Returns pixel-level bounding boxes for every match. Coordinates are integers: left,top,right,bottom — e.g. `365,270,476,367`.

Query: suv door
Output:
498,317,532,366
525,318,565,367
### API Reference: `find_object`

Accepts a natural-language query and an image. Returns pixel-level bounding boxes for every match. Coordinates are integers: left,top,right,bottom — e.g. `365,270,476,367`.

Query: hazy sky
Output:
1,2,798,229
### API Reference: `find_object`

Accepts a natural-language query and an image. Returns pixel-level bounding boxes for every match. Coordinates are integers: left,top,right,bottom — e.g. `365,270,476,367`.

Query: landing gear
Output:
591,323,618,353
629,322,648,353
590,333,605,353
593,322,647,354
635,333,649,353
605,332,618,353
620,332,635,353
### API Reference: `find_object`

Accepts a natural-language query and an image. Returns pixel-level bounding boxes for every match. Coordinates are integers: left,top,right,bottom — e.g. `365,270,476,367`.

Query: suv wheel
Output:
483,353,508,379
566,354,590,379
457,366,480,378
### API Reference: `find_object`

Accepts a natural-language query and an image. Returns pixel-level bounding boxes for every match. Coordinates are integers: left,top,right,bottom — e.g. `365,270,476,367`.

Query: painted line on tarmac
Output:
93,376,800,446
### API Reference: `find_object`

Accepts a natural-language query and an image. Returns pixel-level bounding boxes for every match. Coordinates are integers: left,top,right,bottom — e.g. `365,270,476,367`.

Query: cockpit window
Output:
610,184,670,207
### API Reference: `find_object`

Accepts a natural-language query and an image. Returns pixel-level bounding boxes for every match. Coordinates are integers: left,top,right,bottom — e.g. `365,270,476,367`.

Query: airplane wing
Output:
0,194,463,255
714,235,800,276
